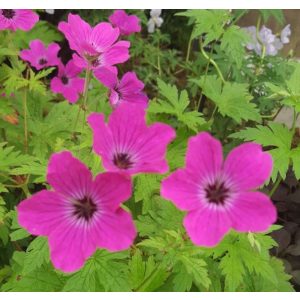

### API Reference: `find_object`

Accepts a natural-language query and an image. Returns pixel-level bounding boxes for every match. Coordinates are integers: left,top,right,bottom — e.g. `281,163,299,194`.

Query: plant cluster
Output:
0,9,299,292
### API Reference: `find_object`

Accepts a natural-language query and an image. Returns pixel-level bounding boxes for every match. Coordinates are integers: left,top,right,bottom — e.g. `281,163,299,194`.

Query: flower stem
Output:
22,68,30,153
255,16,266,61
82,67,92,111
157,40,162,77
268,176,281,198
72,67,92,136
185,28,194,63
199,39,225,84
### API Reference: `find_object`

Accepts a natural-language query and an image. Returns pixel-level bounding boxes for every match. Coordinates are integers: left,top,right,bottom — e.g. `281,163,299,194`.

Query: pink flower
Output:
94,67,148,108
17,151,136,273
88,104,176,175
161,132,277,247
58,13,130,72
50,60,85,103
0,9,39,31
20,39,60,70
109,10,141,36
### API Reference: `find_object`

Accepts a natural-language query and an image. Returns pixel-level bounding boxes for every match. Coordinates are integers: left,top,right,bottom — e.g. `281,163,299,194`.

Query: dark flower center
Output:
72,196,97,221
113,153,133,169
84,53,100,67
2,9,15,19
61,75,69,85
39,58,48,65
204,180,231,205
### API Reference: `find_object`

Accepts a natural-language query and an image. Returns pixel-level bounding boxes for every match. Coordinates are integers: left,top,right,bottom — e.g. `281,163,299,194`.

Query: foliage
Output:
0,8,298,292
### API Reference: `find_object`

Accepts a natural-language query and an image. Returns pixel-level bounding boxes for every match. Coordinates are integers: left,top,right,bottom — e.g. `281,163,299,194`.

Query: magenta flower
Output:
17,151,136,273
88,104,176,175
94,67,148,108
50,60,85,103
20,39,60,70
161,132,277,247
0,9,39,31
58,13,130,72
109,10,141,36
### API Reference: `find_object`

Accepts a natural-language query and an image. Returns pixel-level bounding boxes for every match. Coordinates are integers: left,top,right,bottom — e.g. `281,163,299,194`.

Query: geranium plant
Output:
0,9,299,292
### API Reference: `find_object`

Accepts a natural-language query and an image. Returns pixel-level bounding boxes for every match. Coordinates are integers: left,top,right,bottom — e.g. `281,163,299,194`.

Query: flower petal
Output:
94,66,118,88
91,172,132,211
184,207,231,247
224,142,273,190
88,112,114,164
119,72,144,94
90,22,119,52
230,191,277,232
161,169,203,211
186,132,223,183
46,151,93,199
48,222,97,273
58,13,92,55
92,208,137,251
17,190,68,236
101,40,130,66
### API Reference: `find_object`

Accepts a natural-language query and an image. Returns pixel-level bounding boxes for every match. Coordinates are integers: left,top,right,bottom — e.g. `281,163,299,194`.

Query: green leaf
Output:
259,10,285,24
128,250,168,291
0,142,37,174
134,174,162,214
23,237,49,274
63,250,130,292
14,21,63,48
230,122,293,181
9,210,30,242
176,255,210,290
196,75,261,123
220,25,249,68
178,10,229,44
148,78,205,132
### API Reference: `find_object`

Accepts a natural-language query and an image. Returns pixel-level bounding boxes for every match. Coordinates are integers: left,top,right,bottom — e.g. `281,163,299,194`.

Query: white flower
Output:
281,24,291,44
147,9,163,33
45,9,55,15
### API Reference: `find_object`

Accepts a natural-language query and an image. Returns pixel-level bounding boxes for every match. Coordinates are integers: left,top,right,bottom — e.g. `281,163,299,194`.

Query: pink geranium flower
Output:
0,9,39,31
109,10,141,36
17,151,136,273
88,104,176,175
94,67,148,108
161,132,277,247
50,60,85,103
20,39,60,70
58,13,130,72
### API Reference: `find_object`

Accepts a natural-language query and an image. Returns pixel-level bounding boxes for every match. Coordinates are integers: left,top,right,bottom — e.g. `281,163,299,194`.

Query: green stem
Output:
268,176,281,198
291,109,298,135
185,28,193,63
255,16,266,61
231,10,248,26
72,67,92,136
82,67,92,111
209,105,218,121
197,43,216,111
157,41,162,77
200,39,225,84
22,68,29,153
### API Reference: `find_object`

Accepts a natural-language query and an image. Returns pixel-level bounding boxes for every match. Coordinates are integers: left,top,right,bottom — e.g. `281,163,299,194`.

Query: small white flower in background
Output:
281,24,291,44
243,25,287,57
45,9,55,15
147,9,163,33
